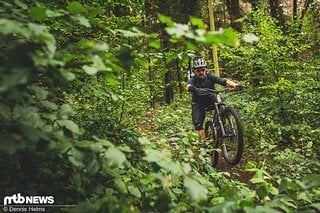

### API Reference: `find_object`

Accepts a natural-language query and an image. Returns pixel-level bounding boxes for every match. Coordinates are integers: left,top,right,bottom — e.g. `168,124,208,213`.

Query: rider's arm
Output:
209,73,238,88
186,77,196,92
226,80,238,88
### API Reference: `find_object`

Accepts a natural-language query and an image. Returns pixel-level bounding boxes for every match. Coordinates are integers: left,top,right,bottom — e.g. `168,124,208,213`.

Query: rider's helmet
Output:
193,58,207,69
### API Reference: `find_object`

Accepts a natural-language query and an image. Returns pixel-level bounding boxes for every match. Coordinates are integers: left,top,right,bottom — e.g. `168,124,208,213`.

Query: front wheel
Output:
221,107,244,165
205,120,219,167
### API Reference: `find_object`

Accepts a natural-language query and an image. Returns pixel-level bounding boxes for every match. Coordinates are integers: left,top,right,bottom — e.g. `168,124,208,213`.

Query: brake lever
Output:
234,85,243,91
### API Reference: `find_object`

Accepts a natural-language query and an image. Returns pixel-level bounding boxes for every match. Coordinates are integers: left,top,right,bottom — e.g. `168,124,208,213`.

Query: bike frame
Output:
213,101,227,137
194,86,240,140
210,96,236,140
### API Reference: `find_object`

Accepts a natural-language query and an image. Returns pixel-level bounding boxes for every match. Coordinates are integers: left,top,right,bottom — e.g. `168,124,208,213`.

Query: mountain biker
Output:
186,58,239,142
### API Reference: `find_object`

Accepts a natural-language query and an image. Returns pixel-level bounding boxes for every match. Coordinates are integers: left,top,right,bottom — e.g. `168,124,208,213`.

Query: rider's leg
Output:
192,103,206,142
198,129,206,142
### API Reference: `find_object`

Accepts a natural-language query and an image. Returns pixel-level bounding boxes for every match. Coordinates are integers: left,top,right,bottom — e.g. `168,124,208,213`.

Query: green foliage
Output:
0,1,319,212
220,9,319,160
245,162,320,212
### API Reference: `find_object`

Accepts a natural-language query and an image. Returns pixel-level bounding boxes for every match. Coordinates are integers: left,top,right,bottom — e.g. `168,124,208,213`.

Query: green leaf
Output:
0,68,30,92
82,65,98,75
68,148,86,168
302,174,320,189
27,23,56,53
128,186,141,198
13,105,38,120
182,163,192,174
67,2,87,14
208,201,236,213
160,161,182,174
184,177,208,201
0,132,17,154
104,147,127,167
157,13,174,27
251,206,279,213
92,43,109,52
93,137,114,148
20,124,42,142
297,191,312,203
185,40,199,50
143,148,162,162
0,19,28,36
15,0,28,9
114,178,127,193
138,136,151,145
310,203,320,211
31,85,48,100
190,16,205,29
205,28,239,47
0,103,11,119
57,119,82,134
306,141,313,149
250,170,265,184
29,7,47,21
89,143,103,153
256,185,268,200
149,40,161,49
243,33,259,43
117,28,145,37
59,69,76,81
71,15,91,27
91,55,109,71
59,104,73,118
166,23,189,37
41,100,58,110
91,6,104,16
85,158,100,175
105,73,119,84
76,140,92,148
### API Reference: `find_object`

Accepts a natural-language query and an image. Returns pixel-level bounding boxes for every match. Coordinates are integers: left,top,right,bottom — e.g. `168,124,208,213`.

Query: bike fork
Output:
214,102,226,137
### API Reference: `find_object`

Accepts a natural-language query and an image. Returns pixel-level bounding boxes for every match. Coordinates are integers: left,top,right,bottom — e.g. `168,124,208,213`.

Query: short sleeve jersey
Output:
188,73,227,103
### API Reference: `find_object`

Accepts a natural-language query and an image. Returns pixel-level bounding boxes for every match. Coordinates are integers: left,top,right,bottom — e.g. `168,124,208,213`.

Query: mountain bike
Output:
192,86,244,167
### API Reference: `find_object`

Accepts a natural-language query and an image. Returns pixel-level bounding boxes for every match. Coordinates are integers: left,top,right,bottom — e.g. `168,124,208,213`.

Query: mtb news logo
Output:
3,193,54,206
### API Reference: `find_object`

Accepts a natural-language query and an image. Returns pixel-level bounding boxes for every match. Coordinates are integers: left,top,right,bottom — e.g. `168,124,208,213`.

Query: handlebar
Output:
189,85,242,96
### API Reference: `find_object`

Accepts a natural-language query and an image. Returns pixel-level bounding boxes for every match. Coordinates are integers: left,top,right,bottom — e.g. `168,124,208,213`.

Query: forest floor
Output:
136,110,256,188
216,156,255,189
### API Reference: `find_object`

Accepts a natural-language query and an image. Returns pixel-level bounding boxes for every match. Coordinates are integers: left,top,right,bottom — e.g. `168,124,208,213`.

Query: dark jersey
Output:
188,73,227,103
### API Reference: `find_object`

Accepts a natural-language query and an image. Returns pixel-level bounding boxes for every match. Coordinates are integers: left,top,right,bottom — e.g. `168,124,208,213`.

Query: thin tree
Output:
269,0,285,28
225,0,242,32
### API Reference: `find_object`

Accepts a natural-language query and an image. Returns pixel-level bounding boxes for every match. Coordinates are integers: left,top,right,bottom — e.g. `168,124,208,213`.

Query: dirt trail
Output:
216,156,255,189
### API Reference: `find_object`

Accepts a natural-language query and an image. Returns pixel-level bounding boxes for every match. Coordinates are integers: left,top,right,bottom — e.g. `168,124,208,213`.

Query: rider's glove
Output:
234,84,243,91
188,85,196,92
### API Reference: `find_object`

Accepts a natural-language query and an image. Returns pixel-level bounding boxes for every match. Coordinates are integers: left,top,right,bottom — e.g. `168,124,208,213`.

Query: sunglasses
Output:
195,68,206,73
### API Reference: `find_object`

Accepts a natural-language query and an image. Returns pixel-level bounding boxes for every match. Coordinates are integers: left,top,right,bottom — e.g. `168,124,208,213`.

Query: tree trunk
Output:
248,0,259,11
164,69,174,104
269,0,285,28
176,60,183,98
148,57,156,108
157,0,200,104
293,0,298,21
181,0,201,17
225,0,242,32
298,0,313,30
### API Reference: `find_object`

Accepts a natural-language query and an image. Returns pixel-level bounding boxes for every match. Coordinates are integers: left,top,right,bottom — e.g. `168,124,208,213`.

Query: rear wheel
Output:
205,120,219,167
220,107,244,165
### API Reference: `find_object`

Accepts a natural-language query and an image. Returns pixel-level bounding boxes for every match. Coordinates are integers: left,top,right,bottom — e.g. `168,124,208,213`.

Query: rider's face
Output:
194,68,206,80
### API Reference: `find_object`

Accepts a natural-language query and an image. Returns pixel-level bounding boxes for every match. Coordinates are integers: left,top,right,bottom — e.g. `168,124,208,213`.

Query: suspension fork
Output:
214,102,227,137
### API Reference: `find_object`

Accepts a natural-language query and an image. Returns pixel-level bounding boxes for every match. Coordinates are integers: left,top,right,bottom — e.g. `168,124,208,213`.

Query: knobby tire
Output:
221,107,244,165
205,120,219,167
